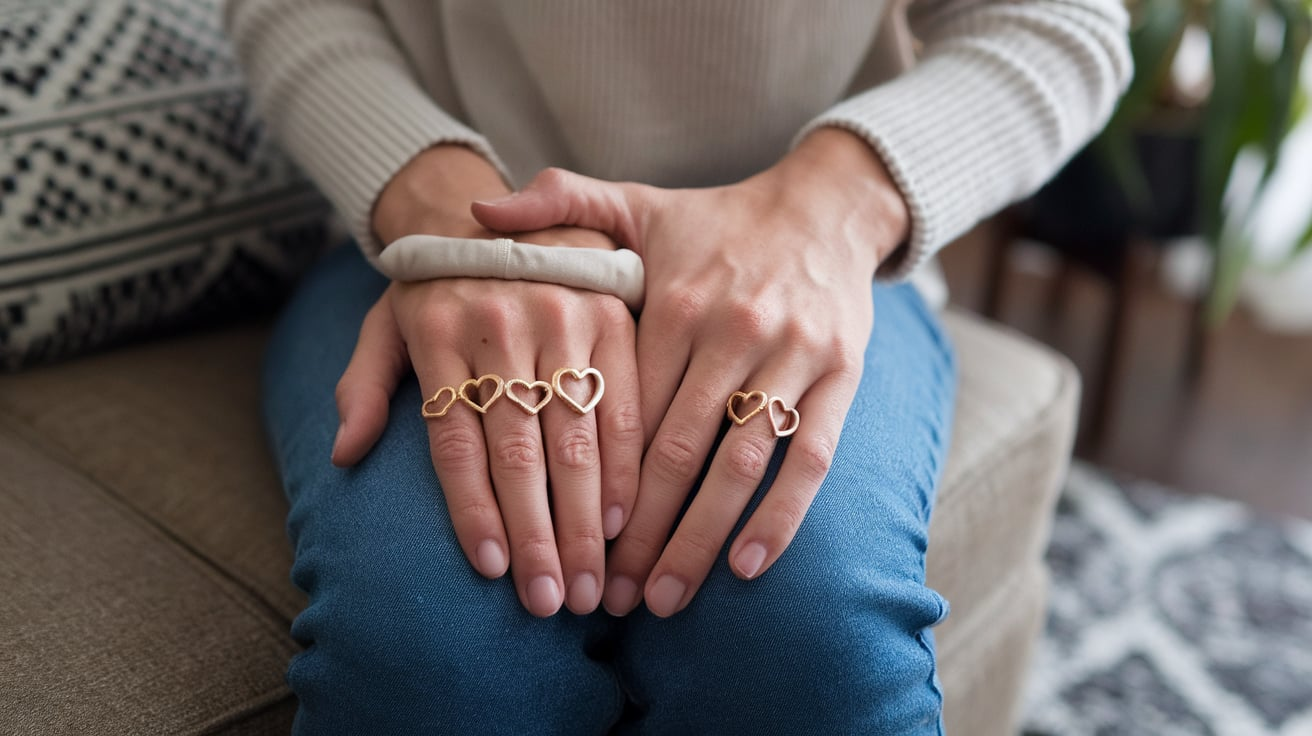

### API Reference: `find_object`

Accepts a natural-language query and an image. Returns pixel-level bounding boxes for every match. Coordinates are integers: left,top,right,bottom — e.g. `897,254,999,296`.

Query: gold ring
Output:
766,396,800,438
726,390,767,425
505,379,554,415
421,386,459,418
457,374,505,414
551,367,605,414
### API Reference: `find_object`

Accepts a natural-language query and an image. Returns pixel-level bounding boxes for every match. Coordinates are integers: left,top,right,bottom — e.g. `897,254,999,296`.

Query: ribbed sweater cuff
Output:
276,58,507,261
228,0,509,262
797,54,1059,282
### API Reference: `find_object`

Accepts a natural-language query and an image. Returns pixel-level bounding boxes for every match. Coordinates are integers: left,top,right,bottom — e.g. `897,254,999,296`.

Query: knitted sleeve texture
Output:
223,0,509,259
797,0,1133,280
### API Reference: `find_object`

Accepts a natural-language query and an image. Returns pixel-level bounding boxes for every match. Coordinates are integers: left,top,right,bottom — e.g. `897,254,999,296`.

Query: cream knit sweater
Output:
224,0,1131,281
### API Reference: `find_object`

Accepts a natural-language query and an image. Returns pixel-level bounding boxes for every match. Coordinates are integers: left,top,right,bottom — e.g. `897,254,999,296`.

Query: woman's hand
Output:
332,145,643,618
471,128,911,617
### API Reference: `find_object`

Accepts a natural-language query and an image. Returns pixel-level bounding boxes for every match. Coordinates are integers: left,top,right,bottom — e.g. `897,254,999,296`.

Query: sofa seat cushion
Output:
0,424,297,734
930,310,1078,636
0,323,302,623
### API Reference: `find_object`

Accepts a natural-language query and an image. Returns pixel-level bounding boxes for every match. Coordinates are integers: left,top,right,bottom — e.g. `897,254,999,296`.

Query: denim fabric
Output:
263,244,957,735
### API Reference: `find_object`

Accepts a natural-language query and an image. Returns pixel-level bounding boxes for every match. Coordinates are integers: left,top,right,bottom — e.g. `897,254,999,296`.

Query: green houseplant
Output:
1097,0,1312,323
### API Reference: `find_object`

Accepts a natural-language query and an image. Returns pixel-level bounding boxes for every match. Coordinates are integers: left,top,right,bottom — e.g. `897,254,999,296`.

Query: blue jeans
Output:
262,244,957,735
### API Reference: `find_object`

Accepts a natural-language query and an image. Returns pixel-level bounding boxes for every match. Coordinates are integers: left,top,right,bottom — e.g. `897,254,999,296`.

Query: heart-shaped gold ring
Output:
766,396,800,438
726,390,768,425
505,379,554,415
457,374,505,414
552,367,605,414
421,386,458,418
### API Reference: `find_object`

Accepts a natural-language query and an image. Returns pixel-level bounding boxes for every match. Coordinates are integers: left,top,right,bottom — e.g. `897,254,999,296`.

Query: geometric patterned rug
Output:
1022,463,1312,736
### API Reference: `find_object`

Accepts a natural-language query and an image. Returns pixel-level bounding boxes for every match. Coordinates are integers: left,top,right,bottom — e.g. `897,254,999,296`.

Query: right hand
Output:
330,146,643,617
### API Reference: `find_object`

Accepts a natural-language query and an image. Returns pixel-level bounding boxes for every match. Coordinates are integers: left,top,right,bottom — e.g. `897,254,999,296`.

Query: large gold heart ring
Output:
725,390,768,425
505,379,554,415
421,386,459,418
552,367,605,414
457,374,505,414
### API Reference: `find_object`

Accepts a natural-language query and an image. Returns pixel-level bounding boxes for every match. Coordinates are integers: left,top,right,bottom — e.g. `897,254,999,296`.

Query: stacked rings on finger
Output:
726,390,800,438
421,368,605,418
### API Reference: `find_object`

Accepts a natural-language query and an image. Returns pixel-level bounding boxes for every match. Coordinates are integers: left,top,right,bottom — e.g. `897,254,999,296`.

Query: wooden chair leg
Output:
982,224,1013,320
1084,245,1134,454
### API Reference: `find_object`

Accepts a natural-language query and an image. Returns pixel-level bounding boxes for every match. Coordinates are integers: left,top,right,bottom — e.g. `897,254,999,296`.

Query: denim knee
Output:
619,543,947,735
286,548,621,735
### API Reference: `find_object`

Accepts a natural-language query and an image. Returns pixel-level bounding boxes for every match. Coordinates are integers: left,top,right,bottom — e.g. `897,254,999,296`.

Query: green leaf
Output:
1200,0,1257,240
1286,212,1312,264
1108,0,1187,129
1262,0,1311,178
1205,224,1253,325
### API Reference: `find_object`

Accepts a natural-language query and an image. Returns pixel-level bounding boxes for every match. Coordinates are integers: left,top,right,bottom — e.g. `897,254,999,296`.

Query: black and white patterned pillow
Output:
0,0,333,369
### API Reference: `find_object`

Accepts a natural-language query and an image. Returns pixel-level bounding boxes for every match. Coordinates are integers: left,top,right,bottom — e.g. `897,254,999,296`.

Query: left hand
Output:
472,128,912,617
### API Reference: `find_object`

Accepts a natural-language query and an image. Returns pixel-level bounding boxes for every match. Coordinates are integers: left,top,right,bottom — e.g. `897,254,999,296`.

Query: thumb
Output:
332,299,408,467
471,167,645,251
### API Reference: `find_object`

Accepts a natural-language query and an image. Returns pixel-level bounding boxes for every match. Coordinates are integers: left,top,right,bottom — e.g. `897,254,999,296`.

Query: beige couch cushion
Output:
0,308,1077,735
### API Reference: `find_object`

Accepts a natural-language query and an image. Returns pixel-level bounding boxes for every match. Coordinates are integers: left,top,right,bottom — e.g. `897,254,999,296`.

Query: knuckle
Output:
618,525,669,561
430,426,485,471
647,432,702,485
554,425,599,470
828,338,863,376
596,294,633,325
535,167,570,189
724,437,773,485
513,535,557,565
469,299,514,335
450,498,499,523
766,493,813,540
725,301,774,341
491,430,542,471
674,527,725,561
559,526,606,553
416,301,456,336
795,438,835,483
660,290,707,329
606,403,645,447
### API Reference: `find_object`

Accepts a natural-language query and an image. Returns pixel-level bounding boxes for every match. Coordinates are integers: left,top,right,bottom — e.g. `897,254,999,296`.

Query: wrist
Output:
769,127,910,268
372,144,510,245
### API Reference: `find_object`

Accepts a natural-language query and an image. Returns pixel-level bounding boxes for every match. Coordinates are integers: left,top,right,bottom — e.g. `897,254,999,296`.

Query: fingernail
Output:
330,425,344,458
475,539,507,577
735,542,768,579
603,505,625,539
647,575,687,618
567,573,599,613
603,575,639,616
527,575,562,616
474,191,519,207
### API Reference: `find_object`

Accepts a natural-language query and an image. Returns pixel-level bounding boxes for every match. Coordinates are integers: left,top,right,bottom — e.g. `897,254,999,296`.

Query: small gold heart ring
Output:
421,386,458,418
552,367,605,414
766,396,800,438
726,390,768,425
457,374,505,414
505,379,554,415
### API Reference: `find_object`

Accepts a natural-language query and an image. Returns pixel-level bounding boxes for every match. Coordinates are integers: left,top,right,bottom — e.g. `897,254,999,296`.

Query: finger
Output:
470,168,646,251
644,365,812,618
332,300,408,467
414,351,511,582
635,294,695,442
592,303,643,541
728,371,855,582
538,341,606,615
602,351,744,616
478,355,565,618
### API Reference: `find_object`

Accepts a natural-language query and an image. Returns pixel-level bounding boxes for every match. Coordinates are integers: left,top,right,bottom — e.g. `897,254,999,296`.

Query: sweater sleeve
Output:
223,0,509,260
796,0,1132,280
